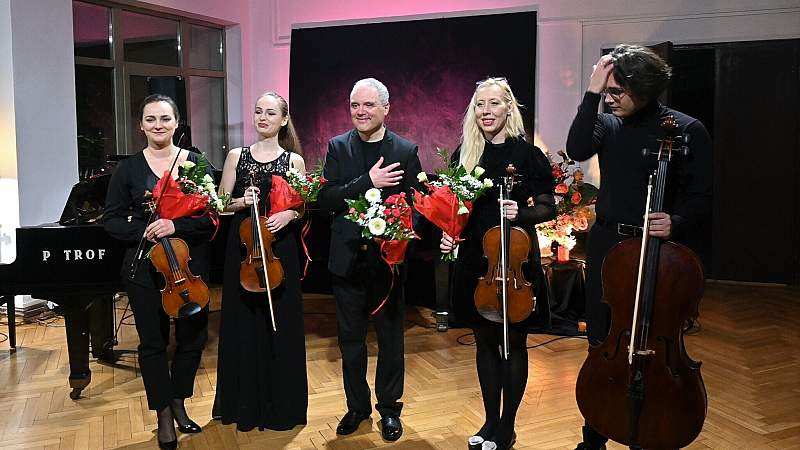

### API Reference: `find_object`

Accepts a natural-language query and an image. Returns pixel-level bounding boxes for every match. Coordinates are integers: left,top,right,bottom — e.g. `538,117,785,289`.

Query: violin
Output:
150,233,210,318
239,175,283,331
575,116,707,449
128,194,210,319
473,164,535,358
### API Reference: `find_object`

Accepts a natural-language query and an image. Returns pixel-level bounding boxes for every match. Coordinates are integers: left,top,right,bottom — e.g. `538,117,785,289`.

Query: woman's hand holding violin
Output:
145,218,175,242
241,186,260,208
266,210,297,233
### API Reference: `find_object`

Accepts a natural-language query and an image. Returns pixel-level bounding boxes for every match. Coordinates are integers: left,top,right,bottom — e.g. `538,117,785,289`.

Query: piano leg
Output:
62,298,92,399
61,296,115,400
1,295,16,353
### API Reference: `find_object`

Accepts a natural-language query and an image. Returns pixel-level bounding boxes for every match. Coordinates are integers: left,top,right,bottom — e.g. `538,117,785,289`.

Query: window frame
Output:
73,0,228,158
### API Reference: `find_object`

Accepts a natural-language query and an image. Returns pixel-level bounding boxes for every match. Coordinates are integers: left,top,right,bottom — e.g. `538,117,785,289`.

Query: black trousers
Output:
331,271,405,418
125,280,208,411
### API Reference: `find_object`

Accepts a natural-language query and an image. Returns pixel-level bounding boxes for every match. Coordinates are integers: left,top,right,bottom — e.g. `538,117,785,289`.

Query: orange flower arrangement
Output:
536,150,598,250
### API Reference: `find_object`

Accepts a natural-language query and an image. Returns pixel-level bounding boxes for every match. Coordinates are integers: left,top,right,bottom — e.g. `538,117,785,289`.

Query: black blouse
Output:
104,151,215,287
453,136,556,242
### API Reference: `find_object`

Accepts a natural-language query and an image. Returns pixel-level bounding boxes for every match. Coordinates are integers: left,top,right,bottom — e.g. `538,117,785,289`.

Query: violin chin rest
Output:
178,302,202,318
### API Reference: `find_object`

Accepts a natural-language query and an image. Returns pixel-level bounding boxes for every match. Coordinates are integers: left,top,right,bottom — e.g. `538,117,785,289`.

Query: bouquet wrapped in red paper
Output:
345,188,416,315
413,148,493,261
267,171,321,279
267,175,304,216
284,163,326,203
152,156,227,235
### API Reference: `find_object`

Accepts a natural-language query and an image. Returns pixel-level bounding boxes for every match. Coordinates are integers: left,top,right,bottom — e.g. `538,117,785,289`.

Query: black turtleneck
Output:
566,92,712,238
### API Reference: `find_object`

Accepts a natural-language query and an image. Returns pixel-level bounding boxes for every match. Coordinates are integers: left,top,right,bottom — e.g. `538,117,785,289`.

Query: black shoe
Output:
575,443,606,450
170,399,202,434
158,439,177,450
175,419,201,434
496,431,516,450
379,416,403,442
336,410,370,435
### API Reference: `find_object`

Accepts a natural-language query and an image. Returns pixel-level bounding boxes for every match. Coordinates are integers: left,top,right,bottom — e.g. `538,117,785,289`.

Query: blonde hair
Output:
255,91,303,154
459,77,526,172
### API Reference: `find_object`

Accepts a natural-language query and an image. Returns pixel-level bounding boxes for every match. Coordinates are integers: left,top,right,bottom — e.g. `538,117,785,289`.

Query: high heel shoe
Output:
170,399,202,434
494,431,516,450
158,438,177,449
156,406,178,449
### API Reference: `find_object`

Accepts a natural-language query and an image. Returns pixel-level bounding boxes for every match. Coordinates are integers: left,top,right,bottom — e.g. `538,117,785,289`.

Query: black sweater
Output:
453,137,556,242
566,92,712,237
103,151,215,287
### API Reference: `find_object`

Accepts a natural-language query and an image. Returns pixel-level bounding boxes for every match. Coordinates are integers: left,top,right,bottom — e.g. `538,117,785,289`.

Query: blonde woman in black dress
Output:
214,92,308,431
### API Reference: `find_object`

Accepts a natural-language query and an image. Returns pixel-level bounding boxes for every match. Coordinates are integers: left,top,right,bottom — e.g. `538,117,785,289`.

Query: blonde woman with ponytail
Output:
213,91,308,431
440,77,556,450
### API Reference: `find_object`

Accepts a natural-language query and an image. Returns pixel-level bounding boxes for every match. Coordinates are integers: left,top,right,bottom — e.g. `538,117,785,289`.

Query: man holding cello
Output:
566,44,712,449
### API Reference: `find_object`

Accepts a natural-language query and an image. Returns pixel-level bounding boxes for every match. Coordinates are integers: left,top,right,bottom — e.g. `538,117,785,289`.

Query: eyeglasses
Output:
601,87,627,102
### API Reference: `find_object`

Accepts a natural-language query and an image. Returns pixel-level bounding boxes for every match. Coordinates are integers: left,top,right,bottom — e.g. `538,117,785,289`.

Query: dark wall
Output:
671,39,799,284
289,12,536,171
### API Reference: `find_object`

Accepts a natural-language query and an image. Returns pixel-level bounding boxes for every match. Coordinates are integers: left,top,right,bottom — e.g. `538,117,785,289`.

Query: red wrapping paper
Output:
370,193,414,316
153,172,210,219
268,175,304,215
412,185,472,241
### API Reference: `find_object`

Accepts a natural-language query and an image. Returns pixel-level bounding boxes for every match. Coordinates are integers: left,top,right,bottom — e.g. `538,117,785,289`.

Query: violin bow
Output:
249,173,278,332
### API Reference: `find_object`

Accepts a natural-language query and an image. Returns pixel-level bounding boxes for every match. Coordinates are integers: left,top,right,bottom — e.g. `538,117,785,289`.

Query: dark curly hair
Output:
610,44,672,103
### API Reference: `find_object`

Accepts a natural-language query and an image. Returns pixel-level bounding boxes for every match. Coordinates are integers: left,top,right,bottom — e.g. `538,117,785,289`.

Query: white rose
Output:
287,167,300,176
181,160,196,170
215,199,224,211
483,178,494,188
365,188,382,204
203,174,214,183
473,166,485,177
457,203,470,215
368,217,386,236
417,172,428,183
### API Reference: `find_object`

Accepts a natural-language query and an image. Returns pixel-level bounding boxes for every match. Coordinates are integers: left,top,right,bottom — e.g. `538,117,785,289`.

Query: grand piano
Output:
0,166,126,399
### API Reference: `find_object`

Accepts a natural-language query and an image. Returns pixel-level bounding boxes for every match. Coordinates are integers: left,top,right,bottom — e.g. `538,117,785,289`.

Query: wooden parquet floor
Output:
0,283,798,449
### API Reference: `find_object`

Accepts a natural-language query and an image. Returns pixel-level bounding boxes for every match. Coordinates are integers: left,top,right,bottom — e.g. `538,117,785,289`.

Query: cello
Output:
575,116,707,449
473,164,535,359
239,175,284,332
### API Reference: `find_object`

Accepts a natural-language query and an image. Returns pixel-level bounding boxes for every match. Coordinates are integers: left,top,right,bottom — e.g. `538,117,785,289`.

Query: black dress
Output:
215,148,308,431
450,137,556,326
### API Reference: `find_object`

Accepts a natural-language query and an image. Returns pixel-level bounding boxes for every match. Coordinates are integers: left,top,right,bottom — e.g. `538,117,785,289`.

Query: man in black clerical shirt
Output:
566,45,712,450
317,78,422,442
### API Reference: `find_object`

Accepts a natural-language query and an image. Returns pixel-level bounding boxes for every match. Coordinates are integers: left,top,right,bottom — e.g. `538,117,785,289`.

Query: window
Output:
72,1,227,173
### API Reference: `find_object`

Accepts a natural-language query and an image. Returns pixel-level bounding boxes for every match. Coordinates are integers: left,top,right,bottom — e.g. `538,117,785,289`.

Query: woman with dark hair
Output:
104,94,214,449
440,78,556,450
213,91,308,431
